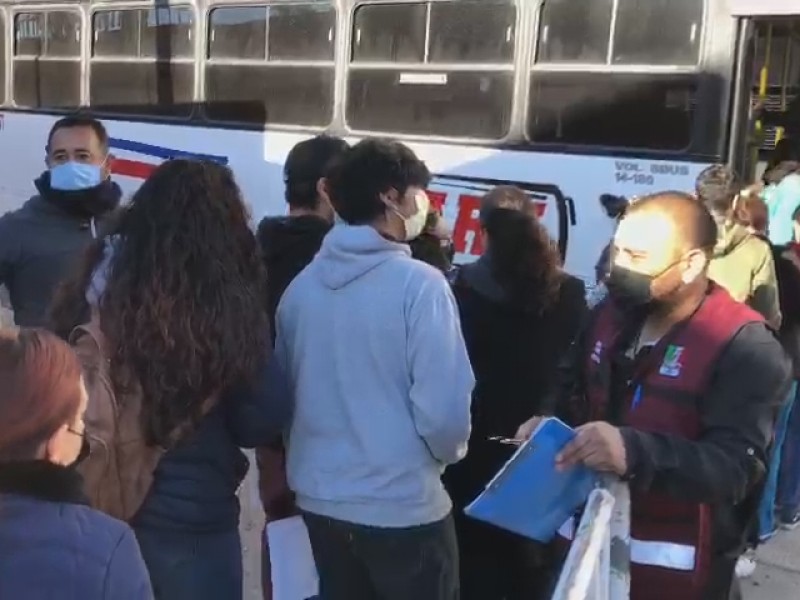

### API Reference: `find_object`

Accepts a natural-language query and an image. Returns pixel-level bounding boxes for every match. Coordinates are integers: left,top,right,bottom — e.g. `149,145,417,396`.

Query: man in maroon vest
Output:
517,192,791,600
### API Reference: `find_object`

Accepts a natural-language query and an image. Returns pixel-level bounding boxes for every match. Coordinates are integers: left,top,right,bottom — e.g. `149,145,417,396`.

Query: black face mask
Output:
606,261,682,313
606,266,656,311
69,437,91,469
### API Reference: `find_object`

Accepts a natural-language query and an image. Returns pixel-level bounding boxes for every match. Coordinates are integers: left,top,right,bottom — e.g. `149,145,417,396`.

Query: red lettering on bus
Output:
427,190,447,213
453,194,484,255
427,188,548,257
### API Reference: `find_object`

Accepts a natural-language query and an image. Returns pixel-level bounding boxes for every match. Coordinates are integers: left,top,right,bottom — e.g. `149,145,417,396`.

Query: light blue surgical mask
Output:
50,161,105,191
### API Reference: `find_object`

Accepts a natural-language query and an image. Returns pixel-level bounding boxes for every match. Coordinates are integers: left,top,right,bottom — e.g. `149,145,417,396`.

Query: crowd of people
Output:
0,114,797,600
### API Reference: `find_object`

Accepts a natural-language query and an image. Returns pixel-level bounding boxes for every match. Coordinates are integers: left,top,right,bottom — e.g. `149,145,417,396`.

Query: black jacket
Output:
552,290,791,553
257,215,331,340
443,257,587,508
133,359,291,533
773,244,800,377
0,187,118,327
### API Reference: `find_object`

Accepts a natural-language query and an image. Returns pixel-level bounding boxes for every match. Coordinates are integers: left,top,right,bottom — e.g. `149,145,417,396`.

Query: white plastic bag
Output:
266,516,319,600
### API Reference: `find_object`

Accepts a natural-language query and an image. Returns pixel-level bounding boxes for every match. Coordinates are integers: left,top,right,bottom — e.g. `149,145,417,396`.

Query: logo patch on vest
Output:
591,341,603,364
659,345,684,378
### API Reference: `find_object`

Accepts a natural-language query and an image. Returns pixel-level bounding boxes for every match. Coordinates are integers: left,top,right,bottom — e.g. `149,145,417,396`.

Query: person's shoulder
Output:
732,231,775,267
69,502,133,542
559,272,587,297
401,255,450,286
14,498,134,561
0,198,34,227
397,257,455,308
721,321,788,373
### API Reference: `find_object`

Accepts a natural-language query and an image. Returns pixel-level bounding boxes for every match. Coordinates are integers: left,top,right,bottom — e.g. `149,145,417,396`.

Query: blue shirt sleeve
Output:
224,356,293,448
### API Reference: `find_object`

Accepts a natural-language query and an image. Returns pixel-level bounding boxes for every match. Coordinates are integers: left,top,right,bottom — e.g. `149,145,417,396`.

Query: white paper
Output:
266,516,319,600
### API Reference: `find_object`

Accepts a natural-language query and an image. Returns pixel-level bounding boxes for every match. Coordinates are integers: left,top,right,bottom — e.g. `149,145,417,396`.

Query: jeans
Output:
758,381,798,539
454,510,552,600
302,512,459,600
778,381,800,520
135,527,242,600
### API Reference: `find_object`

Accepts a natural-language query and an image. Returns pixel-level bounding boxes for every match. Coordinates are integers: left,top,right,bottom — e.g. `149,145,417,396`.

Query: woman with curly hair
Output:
443,186,588,600
50,159,291,600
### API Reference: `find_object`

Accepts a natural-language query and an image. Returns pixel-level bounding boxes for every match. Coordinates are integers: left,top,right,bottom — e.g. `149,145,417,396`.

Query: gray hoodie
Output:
276,224,474,527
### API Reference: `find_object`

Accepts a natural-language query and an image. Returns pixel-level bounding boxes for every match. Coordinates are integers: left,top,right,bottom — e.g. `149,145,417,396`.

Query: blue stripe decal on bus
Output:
109,138,229,165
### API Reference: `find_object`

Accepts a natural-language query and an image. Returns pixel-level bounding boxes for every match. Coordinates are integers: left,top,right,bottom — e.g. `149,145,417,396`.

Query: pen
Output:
488,436,522,446
631,385,643,411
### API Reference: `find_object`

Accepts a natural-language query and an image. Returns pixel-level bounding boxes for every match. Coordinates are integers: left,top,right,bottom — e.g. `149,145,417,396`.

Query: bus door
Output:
427,174,576,266
727,2,800,179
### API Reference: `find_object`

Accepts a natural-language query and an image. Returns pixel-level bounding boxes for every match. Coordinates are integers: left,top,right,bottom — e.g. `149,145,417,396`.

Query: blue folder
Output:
464,417,597,542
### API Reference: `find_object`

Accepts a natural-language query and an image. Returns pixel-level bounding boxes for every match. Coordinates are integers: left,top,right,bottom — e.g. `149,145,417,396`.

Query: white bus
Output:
0,0,796,285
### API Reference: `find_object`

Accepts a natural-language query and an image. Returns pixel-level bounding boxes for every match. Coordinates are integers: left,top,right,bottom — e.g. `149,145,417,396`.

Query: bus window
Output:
13,11,81,109
207,6,266,59
90,7,194,117
205,3,336,127
536,0,613,64
347,0,515,140
351,3,426,62
528,72,697,151
268,3,336,61
428,1,515,64
612,0,704,66
140,6,194,59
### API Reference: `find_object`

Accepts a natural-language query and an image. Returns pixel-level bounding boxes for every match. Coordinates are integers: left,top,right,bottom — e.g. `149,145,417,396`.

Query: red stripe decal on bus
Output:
112,158,157,179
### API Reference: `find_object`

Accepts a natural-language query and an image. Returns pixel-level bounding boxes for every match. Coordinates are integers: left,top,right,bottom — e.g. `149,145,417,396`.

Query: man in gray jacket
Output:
0,116,121,327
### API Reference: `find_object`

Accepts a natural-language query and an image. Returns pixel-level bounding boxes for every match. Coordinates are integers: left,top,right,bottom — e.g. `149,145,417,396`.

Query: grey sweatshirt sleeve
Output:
407,273,475,465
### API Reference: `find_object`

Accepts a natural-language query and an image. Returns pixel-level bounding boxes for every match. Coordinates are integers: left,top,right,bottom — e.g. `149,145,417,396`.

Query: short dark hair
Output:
327,138,431,225
626,191,718,255
695,164,742,215
46,116,109,153
284,135,350,209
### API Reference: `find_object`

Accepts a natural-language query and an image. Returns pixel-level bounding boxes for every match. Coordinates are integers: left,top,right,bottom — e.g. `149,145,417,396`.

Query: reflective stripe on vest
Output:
557,518,696,572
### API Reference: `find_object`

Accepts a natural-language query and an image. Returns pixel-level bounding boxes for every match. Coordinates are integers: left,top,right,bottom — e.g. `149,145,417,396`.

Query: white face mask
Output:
390,190,430,241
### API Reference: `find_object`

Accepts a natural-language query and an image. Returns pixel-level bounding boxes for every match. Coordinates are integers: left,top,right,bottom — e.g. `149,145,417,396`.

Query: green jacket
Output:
708,222,782,328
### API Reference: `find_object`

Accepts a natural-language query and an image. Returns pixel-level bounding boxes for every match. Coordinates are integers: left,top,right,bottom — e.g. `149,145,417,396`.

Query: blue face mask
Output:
50,161,105,191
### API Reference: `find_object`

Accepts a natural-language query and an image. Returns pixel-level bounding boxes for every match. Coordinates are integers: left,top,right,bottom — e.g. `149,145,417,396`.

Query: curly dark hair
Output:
480,186,562,314
50,159,269,447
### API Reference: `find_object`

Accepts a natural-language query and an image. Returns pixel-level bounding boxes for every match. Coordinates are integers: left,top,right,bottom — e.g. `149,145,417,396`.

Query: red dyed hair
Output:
735,192,769,235
0,329,83,461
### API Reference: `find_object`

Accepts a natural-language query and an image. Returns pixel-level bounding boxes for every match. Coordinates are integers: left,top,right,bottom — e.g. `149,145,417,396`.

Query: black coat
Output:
443,258,587,508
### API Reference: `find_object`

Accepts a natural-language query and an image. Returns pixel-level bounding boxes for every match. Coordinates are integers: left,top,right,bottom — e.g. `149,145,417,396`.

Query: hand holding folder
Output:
465,417,597,542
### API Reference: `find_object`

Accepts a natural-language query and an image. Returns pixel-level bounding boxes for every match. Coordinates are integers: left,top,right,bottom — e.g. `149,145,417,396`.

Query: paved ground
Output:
742,528,800,599
239,456,266,599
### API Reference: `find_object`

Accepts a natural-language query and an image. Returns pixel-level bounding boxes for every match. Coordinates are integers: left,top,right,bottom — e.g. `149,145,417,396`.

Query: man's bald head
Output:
624,191,718,256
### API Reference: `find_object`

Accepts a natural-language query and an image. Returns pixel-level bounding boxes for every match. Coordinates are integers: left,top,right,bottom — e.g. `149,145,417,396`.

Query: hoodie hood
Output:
458,253,509,304
314,224,411,290
713,221,752,258
258,215,331,262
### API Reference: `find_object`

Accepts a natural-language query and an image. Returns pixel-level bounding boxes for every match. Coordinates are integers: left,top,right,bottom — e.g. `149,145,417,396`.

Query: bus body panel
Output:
0,111,710,286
